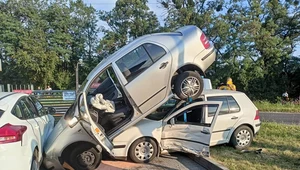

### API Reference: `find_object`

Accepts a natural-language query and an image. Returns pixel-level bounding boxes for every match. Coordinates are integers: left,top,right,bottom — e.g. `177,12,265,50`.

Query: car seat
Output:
90,93,129,132
99,106,129,132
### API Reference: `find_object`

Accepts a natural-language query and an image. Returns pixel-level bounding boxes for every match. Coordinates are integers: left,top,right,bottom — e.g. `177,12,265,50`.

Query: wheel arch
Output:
176,63,204,76
171,63,204,86
230,123,255,140
127,136,160,158
60,141,100,163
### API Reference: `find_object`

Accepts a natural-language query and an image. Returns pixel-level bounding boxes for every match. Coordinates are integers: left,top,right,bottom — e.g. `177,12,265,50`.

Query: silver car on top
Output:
43,25,216,170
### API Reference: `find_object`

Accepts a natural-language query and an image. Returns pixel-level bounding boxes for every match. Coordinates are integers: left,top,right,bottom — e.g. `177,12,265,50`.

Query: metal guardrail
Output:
31,90,75,115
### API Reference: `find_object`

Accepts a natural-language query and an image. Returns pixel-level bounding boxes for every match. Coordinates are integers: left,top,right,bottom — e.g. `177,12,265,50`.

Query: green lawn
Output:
211,122,300,170
254,101,300,113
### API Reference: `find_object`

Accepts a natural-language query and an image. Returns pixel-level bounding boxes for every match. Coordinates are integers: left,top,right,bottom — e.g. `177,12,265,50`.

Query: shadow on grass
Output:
211,143,300,170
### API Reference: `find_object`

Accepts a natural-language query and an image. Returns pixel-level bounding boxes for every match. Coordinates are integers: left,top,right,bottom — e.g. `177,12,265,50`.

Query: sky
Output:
83,0,300,57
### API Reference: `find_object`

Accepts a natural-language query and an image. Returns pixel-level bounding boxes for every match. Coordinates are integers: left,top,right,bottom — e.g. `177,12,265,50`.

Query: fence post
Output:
7,84,10,92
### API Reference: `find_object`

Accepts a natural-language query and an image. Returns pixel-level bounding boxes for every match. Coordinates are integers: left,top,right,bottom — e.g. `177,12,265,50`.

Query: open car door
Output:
161,101,221,157
80,92,115,156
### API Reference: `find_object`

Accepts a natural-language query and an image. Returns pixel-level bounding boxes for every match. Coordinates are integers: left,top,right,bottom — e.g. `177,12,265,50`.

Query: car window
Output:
30,97,46,116
175,105,204,125
11,103,23,119
0,109,3,119
174,104,218,126
207,96,229,115
19,99,37,119
227,96,240,113
116,46,153,82
143,43,166,62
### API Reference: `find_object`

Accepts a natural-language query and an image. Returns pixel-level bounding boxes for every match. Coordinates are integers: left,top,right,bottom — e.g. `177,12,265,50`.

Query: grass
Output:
211,122,300,170
254,101,300,113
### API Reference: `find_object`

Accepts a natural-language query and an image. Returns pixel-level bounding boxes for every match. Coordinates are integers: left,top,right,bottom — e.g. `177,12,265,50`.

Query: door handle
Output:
231,116,238,120
201,130,210,134
159,62,169,69
201,128,210,134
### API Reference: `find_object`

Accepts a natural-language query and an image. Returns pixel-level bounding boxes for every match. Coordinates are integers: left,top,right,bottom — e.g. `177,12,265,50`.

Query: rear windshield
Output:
0,109,4,119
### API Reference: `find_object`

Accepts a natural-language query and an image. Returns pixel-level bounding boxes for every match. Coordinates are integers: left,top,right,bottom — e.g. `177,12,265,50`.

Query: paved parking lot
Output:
98,153,205,170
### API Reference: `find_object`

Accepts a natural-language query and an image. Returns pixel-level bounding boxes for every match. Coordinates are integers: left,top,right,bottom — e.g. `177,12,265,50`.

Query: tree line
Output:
0,0,299,101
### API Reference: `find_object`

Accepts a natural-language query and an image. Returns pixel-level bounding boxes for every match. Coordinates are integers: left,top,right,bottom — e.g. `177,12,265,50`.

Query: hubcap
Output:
236,129,251,147
78,151,96,166
180,76,201,97
134,141,154,161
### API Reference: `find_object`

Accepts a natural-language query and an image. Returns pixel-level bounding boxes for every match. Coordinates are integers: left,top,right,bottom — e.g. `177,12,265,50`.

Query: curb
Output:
189,155,229,170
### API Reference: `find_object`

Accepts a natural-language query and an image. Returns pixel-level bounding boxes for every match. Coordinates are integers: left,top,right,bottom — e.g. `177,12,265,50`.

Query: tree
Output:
0,0,59,87
160,0,300,100
98,0,160,55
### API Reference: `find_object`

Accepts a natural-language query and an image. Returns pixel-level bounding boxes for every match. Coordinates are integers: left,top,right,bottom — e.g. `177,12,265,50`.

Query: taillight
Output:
254,110,260,120
0,124,27,144
200,33,210,49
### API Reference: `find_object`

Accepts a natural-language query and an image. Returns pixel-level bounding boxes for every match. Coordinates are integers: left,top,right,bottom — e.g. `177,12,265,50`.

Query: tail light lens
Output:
0,124,27,144
200,33,210,49
254,110,260,120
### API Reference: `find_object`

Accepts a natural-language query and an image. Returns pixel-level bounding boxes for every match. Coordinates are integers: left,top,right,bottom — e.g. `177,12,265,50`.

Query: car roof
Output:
202,89,244,96
0,92,28,110
85,26,200,81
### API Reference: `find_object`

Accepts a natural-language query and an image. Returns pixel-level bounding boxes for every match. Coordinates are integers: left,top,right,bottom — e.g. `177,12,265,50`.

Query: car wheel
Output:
68,145,102,170
129,138,158,163
174,71,203,100
230,126,253,150
31,149,39,170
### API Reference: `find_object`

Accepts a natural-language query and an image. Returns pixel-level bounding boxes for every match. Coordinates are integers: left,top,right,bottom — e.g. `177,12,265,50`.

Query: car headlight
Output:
68,117,78,128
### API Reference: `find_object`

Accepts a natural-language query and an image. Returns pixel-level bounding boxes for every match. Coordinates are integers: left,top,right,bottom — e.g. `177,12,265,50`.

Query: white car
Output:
0,92,55,170
110,89,261,163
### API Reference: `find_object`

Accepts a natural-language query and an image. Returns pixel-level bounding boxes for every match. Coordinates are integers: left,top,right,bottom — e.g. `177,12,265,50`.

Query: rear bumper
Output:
0,142,32,170
0,159,31,170
254,122,261,136
43,156,64,170
194,47,217,72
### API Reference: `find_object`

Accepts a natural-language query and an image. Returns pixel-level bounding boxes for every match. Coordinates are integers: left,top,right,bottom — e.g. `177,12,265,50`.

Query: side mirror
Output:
48,107,56,115
170,118,175,125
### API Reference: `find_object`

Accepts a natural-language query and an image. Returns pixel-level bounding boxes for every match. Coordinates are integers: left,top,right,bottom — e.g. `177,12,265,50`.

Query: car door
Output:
115,43,172,113
29,96,55,143
23,97,49,148
18,98,42,154
206,96,242,145
79,92,115,156
160,101,221,156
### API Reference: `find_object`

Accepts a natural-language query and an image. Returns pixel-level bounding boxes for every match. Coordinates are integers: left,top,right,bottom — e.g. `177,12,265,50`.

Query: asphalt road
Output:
260,112,300,125
98,153,205,170
41,153,205,170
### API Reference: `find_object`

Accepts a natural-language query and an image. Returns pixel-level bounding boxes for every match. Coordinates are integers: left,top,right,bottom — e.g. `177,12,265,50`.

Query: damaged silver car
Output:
43,25,216,170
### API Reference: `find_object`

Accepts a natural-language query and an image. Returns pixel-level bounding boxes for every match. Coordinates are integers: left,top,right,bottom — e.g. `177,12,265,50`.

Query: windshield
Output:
146,97,204,120
64,95,79,120
78,78,88,94
146,99,178,120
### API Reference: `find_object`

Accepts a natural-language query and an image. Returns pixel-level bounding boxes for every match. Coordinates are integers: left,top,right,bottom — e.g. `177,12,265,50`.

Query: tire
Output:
174,71,203,100
68,145,102,170
31,149,39,170
129,138,158,163
230,126,253,150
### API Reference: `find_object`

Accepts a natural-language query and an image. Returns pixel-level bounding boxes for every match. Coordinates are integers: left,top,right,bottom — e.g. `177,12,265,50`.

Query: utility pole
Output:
75,59,83,92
